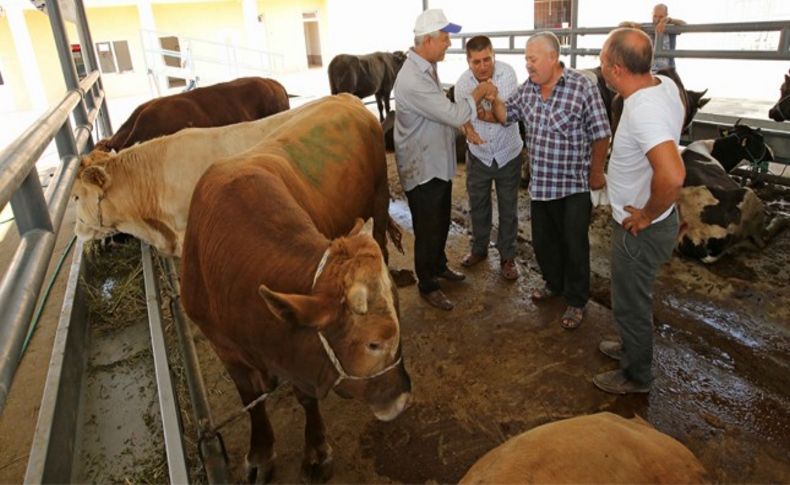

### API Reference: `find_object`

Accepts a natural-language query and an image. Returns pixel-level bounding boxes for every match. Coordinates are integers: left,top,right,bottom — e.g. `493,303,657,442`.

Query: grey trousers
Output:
465,151,522,261
611,209,678,386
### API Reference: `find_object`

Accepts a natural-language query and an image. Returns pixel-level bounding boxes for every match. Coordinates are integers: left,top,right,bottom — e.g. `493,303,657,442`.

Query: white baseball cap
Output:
413,9,462,37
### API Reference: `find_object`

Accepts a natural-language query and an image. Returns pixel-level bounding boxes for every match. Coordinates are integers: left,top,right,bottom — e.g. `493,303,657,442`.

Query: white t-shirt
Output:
607,75,684,224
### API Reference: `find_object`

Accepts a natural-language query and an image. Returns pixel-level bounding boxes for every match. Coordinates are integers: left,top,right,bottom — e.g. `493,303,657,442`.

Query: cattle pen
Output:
1,0,790,483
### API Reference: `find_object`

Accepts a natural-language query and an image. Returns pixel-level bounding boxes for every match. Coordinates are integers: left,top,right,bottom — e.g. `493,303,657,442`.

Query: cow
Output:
677,136,767,263
180,93,411,482
768,69,790,122
328,51,407,122
460,413,707,484
94,77,289,152
710,120,774,173
73,102,306,256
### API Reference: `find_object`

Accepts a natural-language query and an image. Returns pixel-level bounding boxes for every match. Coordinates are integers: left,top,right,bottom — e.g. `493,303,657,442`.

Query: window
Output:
534,0,570,29
95,40,133,74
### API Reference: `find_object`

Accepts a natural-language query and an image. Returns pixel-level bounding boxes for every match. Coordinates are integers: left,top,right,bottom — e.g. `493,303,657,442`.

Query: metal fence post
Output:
45,0,94,152
72,0,113,140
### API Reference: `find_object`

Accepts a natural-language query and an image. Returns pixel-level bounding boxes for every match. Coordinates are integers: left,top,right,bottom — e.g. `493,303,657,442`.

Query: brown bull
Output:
180,94,411,482
95,77,289,152
461,412,707,484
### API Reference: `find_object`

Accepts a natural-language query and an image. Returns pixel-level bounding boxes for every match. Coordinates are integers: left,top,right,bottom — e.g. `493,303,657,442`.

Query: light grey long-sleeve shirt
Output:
393,49,477,192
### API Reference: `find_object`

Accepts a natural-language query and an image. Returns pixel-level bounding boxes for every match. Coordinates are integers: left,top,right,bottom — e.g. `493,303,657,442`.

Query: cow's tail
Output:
387,216,404,254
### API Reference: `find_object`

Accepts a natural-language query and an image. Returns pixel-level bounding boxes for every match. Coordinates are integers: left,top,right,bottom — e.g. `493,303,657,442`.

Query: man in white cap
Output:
394,8,495,311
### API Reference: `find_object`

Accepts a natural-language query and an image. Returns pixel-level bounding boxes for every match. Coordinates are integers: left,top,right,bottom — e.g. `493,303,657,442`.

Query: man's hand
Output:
461,122,485,145
472,81,497,104
622,205,652,236
656,16,669,34
590,171,606,190
477,107,497,123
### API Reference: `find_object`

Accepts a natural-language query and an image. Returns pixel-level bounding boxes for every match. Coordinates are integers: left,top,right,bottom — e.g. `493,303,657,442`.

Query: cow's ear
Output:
348,217,373,237
258,284,334,329
80,165,111,190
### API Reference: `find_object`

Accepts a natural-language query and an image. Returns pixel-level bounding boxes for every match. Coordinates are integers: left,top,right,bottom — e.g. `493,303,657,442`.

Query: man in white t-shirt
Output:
594,28,685,394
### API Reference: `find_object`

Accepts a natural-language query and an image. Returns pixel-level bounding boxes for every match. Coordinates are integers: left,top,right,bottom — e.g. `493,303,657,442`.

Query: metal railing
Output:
447,18,790,168
448,20,790,64
139,28,286,96
0,0,112,414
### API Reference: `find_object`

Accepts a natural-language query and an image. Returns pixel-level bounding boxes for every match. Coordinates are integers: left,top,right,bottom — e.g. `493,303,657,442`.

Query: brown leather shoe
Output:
500,259,519,280
461,252,487,267
420,289,454,311
437,267,466,281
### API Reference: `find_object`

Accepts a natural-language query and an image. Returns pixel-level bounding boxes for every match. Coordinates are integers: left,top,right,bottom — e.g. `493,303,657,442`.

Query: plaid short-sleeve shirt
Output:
505,67,611,201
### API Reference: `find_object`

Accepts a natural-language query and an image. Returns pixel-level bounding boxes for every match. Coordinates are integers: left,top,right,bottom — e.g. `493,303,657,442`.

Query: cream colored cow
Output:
461,412,707,484
72,99,316,256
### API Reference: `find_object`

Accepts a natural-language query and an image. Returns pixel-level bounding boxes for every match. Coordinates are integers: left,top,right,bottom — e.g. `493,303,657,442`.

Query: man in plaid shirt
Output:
487,31,610,329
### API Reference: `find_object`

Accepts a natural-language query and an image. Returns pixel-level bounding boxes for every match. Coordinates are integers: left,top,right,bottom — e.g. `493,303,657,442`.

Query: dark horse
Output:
328,51,407,122
582,67,709,135
768,69,790,122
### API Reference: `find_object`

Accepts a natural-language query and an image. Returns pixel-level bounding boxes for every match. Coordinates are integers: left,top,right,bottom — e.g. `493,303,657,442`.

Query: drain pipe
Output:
163,257,230,484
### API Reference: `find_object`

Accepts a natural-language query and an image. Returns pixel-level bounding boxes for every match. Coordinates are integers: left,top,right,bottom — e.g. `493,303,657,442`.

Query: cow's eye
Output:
367,342,381,352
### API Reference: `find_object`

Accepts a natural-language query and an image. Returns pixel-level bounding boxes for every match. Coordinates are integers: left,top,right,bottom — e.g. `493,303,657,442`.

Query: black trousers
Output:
405,178,452,293
530,192,591,308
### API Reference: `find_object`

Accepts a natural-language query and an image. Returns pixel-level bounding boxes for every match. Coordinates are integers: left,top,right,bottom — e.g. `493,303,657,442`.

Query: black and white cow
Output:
710,121,774,172
676,132,769,263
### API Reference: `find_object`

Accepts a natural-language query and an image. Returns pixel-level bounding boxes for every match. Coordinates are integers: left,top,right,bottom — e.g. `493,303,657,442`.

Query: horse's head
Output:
768,70,790,122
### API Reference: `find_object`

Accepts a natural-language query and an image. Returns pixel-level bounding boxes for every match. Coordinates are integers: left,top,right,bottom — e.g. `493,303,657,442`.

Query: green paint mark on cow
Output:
284,122,350,187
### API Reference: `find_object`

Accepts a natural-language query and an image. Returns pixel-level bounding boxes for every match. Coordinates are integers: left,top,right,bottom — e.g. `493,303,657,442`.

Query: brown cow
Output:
180,94,411,482
94,77,289,152
461,413,707,484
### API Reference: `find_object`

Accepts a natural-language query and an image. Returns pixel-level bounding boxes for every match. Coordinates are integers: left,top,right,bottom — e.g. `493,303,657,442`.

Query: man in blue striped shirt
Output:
487,32,610,329
455,36,523,281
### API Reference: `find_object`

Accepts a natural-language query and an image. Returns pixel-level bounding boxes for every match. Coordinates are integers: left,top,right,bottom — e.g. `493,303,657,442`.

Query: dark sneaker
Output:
420,289,454,311
599,340,623,361
437,267,466,281
593,370,650,395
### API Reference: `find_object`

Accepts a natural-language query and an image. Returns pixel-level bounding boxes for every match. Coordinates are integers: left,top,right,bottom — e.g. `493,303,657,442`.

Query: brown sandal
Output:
560,305,585,330
461,252,487,267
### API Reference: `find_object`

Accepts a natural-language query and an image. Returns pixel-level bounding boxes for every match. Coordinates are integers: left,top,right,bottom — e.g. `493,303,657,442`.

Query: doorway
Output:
302,12,322,67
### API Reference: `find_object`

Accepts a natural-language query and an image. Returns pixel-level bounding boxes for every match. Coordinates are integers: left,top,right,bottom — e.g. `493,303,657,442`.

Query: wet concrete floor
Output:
192,154,790,483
